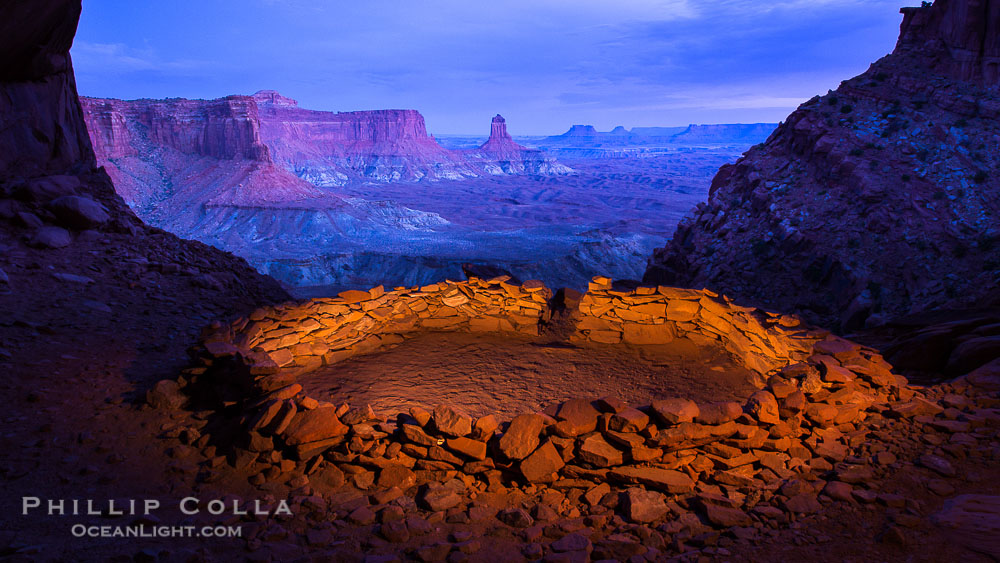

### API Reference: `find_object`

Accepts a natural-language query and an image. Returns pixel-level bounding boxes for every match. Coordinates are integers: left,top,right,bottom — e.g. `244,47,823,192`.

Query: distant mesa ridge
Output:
80,92,571,212
543,123,777,147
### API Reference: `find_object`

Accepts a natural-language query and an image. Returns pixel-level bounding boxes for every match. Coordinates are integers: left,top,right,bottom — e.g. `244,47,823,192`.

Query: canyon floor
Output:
250,150,749,297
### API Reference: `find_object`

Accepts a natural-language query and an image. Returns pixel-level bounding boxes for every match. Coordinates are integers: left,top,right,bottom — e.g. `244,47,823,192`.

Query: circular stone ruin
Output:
171,274,914,503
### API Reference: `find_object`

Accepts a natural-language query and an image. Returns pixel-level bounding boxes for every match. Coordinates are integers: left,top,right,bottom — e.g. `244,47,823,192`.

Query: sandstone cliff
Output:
253,98,472,185
644,0,1000,330
896,0,1000,86
83,94,569,193
80,95,327,212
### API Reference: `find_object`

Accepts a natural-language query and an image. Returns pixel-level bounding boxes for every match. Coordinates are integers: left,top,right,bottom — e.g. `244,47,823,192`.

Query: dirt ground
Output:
300,331,756,420
2,225,999,562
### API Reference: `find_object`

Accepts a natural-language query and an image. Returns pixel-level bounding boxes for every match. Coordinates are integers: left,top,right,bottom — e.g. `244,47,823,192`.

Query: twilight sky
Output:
72,0,923,135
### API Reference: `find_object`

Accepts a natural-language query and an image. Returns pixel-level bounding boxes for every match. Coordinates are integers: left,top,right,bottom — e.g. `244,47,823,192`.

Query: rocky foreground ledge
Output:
137,277,1000,560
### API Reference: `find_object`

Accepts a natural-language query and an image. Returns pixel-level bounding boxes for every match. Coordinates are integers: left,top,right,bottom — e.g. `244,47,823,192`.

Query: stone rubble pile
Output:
136,275,1000,554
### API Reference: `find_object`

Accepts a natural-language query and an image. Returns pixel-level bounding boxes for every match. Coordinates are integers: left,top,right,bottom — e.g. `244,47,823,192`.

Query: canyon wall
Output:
0,0,289,308
669,124,777,145
80,95,327,212
79,93,574,290
897,0,1000,86
252,95,470,186
0,0,93,178
645,0,1000,330
85,96,270,161
82,93,570,194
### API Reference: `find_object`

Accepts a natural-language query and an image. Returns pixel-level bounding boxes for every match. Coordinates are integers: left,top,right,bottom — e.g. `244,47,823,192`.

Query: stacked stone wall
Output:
157,276,930,527
572,276,825,375
200,276,551,378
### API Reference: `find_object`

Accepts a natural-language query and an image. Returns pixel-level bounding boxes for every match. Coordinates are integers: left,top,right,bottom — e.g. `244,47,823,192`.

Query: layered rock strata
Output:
81,94,570,205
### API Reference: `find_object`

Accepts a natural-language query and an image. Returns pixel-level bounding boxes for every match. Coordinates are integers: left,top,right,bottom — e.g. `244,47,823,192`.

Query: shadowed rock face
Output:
644,0,1000,331
897,0,1000,87
0,0,289,304
0,0,94,178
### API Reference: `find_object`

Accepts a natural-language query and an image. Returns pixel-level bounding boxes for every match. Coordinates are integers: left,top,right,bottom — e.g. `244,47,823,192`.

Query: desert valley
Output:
79,91,771,294
1,1,1000,562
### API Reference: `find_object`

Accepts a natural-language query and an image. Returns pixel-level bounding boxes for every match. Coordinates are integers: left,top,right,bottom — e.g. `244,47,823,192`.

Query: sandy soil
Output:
299,331,755,420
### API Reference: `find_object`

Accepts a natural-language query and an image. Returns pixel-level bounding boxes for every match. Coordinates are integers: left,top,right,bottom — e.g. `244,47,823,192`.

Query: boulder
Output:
608,408,650,433
340,404,377,425
48,195,109,229
609,466,694,494
823,481,854,502
401,424,438,447
471,414,499,440
497,507,533,528
409,406,432,427
650,398,700,424
377,465,416,489
577,433,623,467
29,226,71,248
745,390,780,424
519,441,564,483
445,437,487,461
621,487,668,523
433,404,472,437
146,379,186,410
701,503,752,527
783,493,822,514
554,399,600,436
918,454,956,477
695,401,743,425
281,407,348,446
418,485,462,512
498,413,545,460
